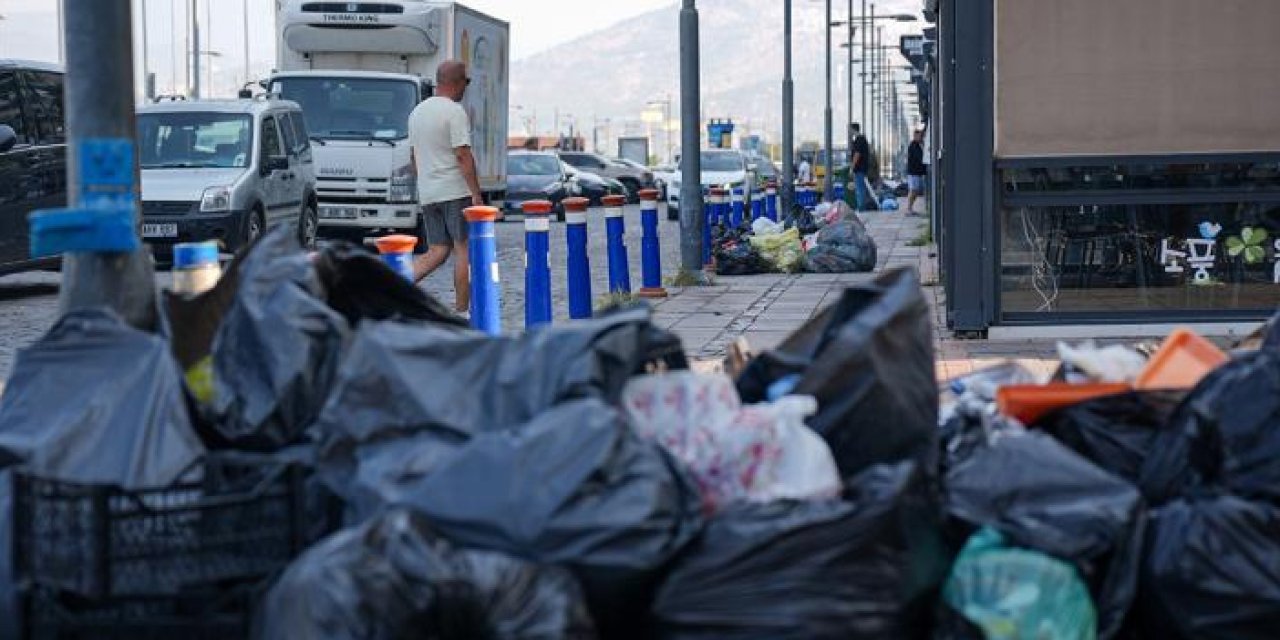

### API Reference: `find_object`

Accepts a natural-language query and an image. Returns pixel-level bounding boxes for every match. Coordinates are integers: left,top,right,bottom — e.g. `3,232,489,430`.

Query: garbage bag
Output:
736,268,937,478
942,528,1097,640
0,308,203,488
945,427,1144,640
1056,341,1147,384
324,399,702,639
1034,390,1184,488
752,217,784,236
652,461,949,640
621,372,841,514
1137,494,1280,640
1140,327,1280,506
314,307,679,447
782,206,819,235
803,220,878,273
0,468,16,640
313,241,469,327
749,227,805,273
208,226,349,450
258,509,597,640
714,238,773,276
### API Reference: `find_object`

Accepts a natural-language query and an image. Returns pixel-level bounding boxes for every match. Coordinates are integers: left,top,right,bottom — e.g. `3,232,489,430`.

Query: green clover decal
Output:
1227,227,1269,264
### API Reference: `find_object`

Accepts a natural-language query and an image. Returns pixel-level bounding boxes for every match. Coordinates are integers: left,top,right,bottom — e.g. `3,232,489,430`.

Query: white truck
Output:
272,1,508,243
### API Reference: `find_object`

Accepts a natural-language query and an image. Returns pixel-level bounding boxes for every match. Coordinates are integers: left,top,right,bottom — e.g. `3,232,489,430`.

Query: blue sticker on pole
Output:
78,138,136,209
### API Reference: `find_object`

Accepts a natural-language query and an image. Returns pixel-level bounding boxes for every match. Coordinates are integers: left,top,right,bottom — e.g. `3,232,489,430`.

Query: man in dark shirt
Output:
850,123,872,211
907,129,927,215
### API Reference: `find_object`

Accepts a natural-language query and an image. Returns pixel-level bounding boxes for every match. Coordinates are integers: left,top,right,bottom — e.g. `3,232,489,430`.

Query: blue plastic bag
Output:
943,528,1097,640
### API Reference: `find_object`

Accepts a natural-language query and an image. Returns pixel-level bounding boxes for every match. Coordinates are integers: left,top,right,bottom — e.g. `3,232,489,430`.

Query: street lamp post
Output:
823,0,833,201
678,0,706,281
782,0,794,214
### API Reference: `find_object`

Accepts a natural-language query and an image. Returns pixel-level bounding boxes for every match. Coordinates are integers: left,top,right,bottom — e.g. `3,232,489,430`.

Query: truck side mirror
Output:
0,125,16,153
263,155,290,175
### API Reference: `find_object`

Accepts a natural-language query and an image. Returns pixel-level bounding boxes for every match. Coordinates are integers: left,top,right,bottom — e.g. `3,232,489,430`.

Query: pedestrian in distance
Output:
907,128,927,216
409,59,485,314
798,157,814,184
850,123,872,212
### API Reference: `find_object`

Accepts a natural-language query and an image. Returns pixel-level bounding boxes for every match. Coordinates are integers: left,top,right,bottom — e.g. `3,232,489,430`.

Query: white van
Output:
137,97,319,255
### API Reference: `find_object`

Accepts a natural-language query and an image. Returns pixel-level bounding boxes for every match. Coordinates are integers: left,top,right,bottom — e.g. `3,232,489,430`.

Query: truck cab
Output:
274,0,508,243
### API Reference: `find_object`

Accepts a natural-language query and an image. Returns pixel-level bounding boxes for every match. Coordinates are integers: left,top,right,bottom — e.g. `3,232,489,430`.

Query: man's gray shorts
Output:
421,197,470,246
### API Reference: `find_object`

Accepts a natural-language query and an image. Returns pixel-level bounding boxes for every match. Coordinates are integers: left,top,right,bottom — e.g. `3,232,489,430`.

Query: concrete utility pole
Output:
846,0,854,153
191,0,201,99
781,0,794,214
678,0,706,281
822,0,833,201
60,0,154,327
861,0,867,134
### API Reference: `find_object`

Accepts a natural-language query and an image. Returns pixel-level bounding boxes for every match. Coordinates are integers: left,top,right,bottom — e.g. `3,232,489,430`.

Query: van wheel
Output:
297,203,319,249
244,208,265,247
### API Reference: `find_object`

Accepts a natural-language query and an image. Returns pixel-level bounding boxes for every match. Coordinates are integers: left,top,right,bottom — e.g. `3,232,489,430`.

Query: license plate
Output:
141,223,178,238
320,206,358,220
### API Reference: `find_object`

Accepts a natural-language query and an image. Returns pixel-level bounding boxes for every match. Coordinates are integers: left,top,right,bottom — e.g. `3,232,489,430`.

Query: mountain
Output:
509,0,923,145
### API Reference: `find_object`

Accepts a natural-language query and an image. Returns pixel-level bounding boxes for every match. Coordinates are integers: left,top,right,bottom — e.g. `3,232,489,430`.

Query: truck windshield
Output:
701,152,745,173
137,113,252,169
273,77,417,140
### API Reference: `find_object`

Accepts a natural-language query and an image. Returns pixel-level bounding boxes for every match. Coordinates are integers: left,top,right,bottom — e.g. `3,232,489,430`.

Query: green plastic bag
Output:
943,528,1097,640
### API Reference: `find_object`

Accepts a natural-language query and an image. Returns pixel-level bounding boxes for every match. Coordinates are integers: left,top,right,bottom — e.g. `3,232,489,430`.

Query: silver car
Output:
137,97,319,255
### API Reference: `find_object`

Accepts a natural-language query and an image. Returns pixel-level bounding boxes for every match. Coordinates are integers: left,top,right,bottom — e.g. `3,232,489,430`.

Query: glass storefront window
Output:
1003,162,1280,194
1001,201,1280,315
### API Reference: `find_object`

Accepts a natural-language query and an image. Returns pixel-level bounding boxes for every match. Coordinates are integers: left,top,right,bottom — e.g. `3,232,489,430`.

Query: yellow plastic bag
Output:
750,228,805,273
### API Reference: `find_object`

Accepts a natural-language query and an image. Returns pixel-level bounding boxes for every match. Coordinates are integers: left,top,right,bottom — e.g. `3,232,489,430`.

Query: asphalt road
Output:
0,204,687,381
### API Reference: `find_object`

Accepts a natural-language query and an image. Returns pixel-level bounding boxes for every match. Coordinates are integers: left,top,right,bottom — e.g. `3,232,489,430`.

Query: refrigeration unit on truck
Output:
273,0,508,243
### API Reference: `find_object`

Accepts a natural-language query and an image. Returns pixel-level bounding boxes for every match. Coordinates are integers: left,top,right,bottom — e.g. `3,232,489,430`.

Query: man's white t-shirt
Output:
408,96,472,205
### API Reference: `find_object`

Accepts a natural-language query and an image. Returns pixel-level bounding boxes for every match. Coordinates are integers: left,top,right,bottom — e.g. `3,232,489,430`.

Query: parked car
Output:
559,151,653,201
505,150,579,219
562,162,625,208
651,162,678,203
0,59,66,275
750,156,780,187
665,149,755,211
137,97,318,256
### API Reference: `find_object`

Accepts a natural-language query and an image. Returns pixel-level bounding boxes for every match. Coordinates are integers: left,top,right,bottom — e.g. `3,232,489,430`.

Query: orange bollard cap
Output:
638,188,661,201
464,206,499,223
562,197,590,212
521,200,554,215
601,194,627,207
374,234,418,255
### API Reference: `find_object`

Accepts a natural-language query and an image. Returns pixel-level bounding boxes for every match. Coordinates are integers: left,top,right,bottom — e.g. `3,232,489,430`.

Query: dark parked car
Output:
560,151,653,202
0,60,66,275
562,162,625,208
505,151,575,218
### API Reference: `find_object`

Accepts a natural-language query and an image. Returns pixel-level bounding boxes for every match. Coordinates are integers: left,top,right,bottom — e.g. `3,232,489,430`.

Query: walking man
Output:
850,123,871,211
906,128,927,216
410,60,484,314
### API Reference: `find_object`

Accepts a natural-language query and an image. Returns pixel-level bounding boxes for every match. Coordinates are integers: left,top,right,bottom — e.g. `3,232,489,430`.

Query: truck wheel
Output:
244,208,265,247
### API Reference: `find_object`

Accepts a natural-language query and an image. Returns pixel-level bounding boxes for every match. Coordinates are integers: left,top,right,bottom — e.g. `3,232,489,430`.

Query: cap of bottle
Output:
172,241,220,270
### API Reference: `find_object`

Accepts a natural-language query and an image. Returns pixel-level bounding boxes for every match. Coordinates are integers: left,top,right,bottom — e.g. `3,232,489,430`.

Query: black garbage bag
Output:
1140,326,1280,507
313,241,469,327
1136,494,1280,640
258,509,597,640
1034,390,1185,488
714,238,773,275
208,226,349,451
323,399,702,639
783,205,819,235
652,461,948,640
803,219,878,273
0,308,203,488
945,427,1144,640
314,307,679,447
736,268,937,478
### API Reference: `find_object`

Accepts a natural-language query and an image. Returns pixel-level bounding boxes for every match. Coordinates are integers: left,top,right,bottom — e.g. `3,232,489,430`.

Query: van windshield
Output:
273,77,418,140
138,113,252,169
508,155,561,176
701,151,745,173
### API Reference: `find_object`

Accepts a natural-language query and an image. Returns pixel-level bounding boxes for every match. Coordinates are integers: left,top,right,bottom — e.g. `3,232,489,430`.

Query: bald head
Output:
436,60,468,101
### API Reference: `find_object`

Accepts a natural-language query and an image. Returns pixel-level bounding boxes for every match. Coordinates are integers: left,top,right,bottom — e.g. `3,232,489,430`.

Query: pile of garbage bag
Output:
5,224,1280,639
710,200,877,275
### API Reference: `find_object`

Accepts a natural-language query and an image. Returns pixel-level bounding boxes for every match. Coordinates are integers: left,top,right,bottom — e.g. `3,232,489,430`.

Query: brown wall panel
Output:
996,0,1280,157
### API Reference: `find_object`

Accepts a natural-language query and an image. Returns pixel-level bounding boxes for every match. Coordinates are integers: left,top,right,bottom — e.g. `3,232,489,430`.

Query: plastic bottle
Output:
170,241,222,295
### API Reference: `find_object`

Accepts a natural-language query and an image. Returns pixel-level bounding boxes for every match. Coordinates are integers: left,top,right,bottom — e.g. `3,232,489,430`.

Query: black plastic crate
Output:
13,454,328,599
22,582,256,640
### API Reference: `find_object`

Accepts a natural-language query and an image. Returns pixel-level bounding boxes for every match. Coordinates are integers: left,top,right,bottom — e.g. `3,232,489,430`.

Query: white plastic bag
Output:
621,372,841,514
752,218,785,236
1057,341,1147,383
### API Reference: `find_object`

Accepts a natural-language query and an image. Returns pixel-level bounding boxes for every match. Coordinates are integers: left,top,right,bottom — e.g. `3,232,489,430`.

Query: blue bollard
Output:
751,191,764,221
602,194,632,295
521,199,553,328
374,234,418,282
464,206,502,335
834,181,846,203
706,187,726,270
563,196,593,319
730,187,745,228
766,182,779,221
636,188,668,299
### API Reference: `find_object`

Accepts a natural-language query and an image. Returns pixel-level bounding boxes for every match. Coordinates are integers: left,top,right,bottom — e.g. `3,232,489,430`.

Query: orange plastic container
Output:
997,383,1132,425
1135,329,1228,391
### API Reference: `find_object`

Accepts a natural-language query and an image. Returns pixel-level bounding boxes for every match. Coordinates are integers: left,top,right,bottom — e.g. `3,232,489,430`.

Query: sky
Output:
0,0,675,74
